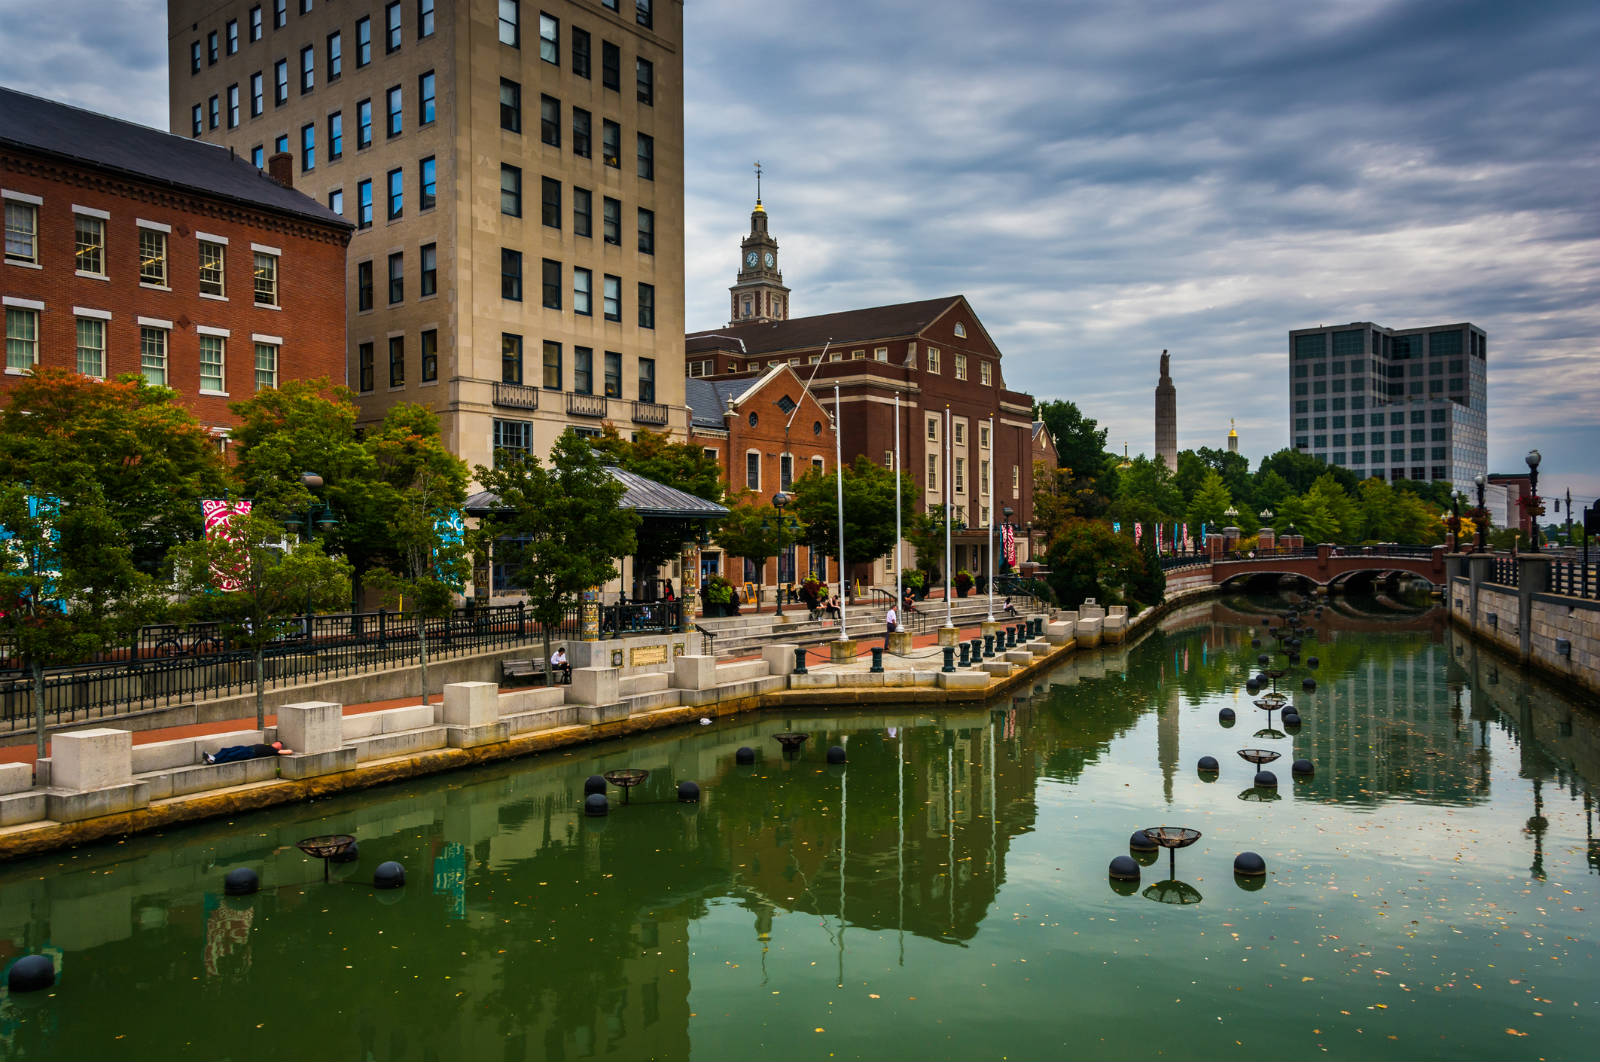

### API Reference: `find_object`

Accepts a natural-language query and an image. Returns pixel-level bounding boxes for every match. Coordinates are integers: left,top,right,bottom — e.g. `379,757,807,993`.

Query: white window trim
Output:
250,242,283,256
2,190,43,206
251,332,284,344
136,219,172,233
196,325,232,338
3,296,44,310
72,306,112,320
138,316,174,329
195,231,230,245
744,449,761,490
72,204,110,220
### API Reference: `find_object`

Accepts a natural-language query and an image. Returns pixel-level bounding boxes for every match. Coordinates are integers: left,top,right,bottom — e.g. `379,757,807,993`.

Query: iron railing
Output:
599,600,683,638
1549,561,1598,600
1491,557,1518,586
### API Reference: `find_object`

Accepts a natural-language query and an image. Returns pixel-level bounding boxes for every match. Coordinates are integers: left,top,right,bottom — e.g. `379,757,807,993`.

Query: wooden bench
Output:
500,659,570,686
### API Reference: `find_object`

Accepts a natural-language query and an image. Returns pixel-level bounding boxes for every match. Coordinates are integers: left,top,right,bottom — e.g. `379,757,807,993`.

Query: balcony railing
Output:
568,392,608,418
493,381,539,410
632,400,669,426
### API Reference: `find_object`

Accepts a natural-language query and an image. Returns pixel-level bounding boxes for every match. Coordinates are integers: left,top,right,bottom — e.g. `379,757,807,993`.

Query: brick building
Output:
685,364,834,589
2,87,351,436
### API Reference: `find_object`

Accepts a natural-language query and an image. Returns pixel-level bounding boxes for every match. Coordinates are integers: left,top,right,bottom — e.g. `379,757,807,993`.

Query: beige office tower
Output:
169,0,686,474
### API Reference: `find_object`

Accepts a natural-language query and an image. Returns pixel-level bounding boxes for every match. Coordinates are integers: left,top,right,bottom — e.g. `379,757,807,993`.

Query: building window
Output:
273,0,286,27
274,59,288,105
255,342,279,390
250,72,264,117
573,267,591,315
636,133,653,180
357,260,373,310
385,1,402,52
500,79,521,132
574,347,593,394
492,419,531,466
356,16,372,65
980,423,990,449
359,342,374,391
199,334,226,392
501,249,522,300
539,94,560,147
954,353,967,381
926,347,941,374
926,454,937,491
572,26,590,77
253,251,279,306
602,196,620,244
636,0,652,27
421,329,438,381
388,252,404,303
602,41,619,90
746,451,760,490
541,176,561,228
418,71,435,124
74,214,106,276
632,208,655,255
1012,465,1020,491
300,122,315,169
602,119,620,167
327,31,342,79
357,179,373,228
191,104,203,137
387,167,403,218
418,0,435,37
420,243,436,297
5,308,39,371
604,351,621,397
980,361,992,386
275,134,288,155
539,12,558,63
501,333,522,383
637,58,653,104
139,325,167,385
638,283,654,329
501,165,522,216
199,239,226,296
357,98,373,147
574,187,592,236
3,200,38,264
603,274,620,321
541,258,561,310
300,45,314,93
323,112,341,160
249,5,262,41
138,228,168,286
208,30,219,63
386,85,402,137
498,0,519,46
542,340,562,389
418,155,436,210
389,336,405,386
227,84,240,128
639,357,655,403
955,457,965,493
191,40,202,73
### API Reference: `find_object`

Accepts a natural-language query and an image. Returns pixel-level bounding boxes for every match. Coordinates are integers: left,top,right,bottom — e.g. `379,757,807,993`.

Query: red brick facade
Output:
2,147,349,435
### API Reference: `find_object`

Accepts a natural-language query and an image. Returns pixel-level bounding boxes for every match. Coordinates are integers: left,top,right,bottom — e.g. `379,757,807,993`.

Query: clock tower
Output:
729,163,791,325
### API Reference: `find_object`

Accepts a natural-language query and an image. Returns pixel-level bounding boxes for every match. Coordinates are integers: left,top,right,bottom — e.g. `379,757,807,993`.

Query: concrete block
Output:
619,672,669,696
444,682,499,727
504,705,582,734
348,727,449,762
498,686,565,715
881,670,918,687
790,673,839,689
447,721,510,749
886,631,915,656
277,701,344,756
762,644,799,677
623,690,682,714
278,747,357,780
1047,621,1073,645
579,701,629,725
0,762,33,795
32,758,49,787
46,781,149,823
938,671,990,690
717,660,770,684
839,672,885,687
383,704,436,732
1027,639,1052,657
567,667,620,707
0,791,44,826
673,654,717,690
52,728,132,791
937,626,961,647
981,661,1013,677
828,639,859,665
158,757,279,800
342,713,382,740
1005,650,1033,665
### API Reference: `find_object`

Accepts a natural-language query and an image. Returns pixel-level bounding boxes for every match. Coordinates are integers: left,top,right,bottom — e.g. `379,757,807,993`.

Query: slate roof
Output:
0,86,351,230
686,296,963,356
465,467,728,519
684,377,751,428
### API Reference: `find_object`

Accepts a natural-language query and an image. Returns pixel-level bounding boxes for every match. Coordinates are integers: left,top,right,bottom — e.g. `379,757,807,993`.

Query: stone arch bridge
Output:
1178,544,1447,591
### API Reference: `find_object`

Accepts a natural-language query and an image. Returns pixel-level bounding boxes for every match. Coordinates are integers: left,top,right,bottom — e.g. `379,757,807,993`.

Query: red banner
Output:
202,500,252,591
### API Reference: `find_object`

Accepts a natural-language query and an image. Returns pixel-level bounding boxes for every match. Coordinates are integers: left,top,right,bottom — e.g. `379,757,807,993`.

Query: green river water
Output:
0,593,1597,1061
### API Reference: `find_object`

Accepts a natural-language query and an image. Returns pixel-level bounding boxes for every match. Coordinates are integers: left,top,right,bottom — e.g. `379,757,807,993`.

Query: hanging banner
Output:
433,508,467,591
1134,522,1143,546
1200,523,1207,545
1113,522,1121,534
202,499,252,591
1002,523,1017,569
1156,523,1164,553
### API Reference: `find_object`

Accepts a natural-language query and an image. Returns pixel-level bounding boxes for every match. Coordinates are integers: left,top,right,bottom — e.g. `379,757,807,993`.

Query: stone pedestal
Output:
278,701,344,755
568,666,620,707
762,644,798,677
887,631,914,656
279,748,357,780
51,729,131,790
828,639,858,665
937,625,961,647
672,654,717,691
443,682,498,727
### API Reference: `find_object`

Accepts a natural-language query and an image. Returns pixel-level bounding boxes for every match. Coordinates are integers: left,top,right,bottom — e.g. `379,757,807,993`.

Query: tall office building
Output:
168,0,686,474
1288,320,1486,494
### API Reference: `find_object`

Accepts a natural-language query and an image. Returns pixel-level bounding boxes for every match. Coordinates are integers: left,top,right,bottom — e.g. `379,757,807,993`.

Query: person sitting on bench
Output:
203,740,292,765
550,646,571,683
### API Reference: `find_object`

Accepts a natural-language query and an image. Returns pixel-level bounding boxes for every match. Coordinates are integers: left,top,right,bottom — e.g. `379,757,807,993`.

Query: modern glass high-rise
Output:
1287,321,1486,495
167,0,686,474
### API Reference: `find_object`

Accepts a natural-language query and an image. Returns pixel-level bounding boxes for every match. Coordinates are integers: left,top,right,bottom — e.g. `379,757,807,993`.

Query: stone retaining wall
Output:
1447,554,1600,697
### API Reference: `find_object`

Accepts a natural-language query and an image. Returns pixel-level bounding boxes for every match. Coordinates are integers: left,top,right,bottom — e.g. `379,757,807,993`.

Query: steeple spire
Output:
729,166,790,326
754,159,762,207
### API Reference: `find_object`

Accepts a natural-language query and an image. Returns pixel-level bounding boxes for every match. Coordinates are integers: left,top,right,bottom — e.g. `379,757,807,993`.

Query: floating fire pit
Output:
1253,692,1288,726
602,768,649,804
296,834,356,882
773,733,810,757
1140,826,1202,880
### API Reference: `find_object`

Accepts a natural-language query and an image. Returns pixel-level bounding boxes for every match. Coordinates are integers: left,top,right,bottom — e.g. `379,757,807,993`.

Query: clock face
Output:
764,251,775,268
746,251,758,268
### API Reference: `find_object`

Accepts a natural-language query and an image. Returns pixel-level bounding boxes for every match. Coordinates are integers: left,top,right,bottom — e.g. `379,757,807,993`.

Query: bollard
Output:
958,642,970,666
793,646,808,675
984,633,995,658
1007,626,1018,648
941,646,956,673
970,638,984,666
870,647,884,673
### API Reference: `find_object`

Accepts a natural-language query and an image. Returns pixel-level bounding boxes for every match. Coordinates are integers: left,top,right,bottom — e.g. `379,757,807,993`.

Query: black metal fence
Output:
1549,561,1598,600
1491,557,1518,586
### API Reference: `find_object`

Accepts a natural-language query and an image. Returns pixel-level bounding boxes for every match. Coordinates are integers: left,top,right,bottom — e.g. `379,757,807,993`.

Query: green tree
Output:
1194,446,1253,508
0,368,227,572
1033,399,1110,479
1128,527,1166,609
1257,448,1358,496
1285,473,1359,543
711,492,787,585
1044,518,1142,609
476,431,639,684
1186,468,1233,528
1253,469,1294,516
1115,454,1183,519
903,506,946,583
171,509,353,730
1174,451,1207,509
588,426,725,593
364,404,471,705
0,486,162,756
789,456,916,574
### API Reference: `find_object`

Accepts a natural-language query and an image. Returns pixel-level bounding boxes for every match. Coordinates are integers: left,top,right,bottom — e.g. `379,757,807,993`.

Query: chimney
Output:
267,151,294,188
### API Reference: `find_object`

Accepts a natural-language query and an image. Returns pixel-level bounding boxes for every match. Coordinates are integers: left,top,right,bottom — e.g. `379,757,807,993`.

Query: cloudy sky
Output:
4,0,1598,501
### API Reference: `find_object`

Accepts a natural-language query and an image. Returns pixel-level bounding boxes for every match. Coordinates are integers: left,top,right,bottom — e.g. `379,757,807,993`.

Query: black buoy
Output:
1245,679,1260,693
1219,707,1236,723
826,745,847,765
677,780,700,803
1198,755,1219,772
1233,851,1267,877
331,840,360,864
1307,656,1319,668
1254,769,1278,788
735,746,755,765
1108,855,1141,881
584,793,609,816
1129,829,1158,852
1261,617,1270,625
1302,677,1317,692
1251,638,1261,649
7,955,55,994
223,867,260,896
1282,714,1301,730
1292,758,1315,776
584,775,607,796
1255,672,1269,685
1257,653,1270,666
373,861,406,889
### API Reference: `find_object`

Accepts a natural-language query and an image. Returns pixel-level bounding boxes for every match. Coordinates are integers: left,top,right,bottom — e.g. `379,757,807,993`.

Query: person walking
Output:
884,602,898,652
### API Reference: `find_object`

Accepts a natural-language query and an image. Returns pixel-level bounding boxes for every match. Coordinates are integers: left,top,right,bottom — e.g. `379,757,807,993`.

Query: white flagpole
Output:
986,415,995,622
944,405,953,630
834,384,848,640
894,394,902,631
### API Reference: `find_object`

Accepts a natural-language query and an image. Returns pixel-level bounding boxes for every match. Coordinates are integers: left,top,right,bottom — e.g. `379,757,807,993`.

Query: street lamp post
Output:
1474,473,1487,552
1450,491,1464,548
291,472,338,622
1526,449,1542,550
769,490,791,617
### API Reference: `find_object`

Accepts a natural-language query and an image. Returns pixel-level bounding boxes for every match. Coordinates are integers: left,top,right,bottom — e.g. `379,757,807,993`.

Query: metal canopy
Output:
465,466,728,521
